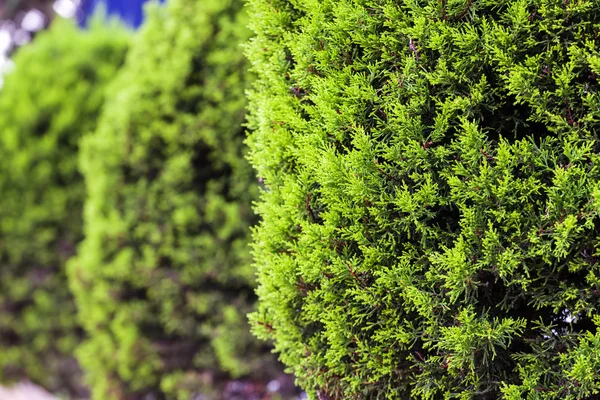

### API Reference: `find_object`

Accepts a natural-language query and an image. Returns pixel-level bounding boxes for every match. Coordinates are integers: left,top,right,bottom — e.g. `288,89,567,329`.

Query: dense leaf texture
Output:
0,19,128,394
247,0,600,398
69,1,274,398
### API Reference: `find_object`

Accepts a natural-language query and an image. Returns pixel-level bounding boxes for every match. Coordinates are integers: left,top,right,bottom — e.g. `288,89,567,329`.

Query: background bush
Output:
68,0,280,398
0,17,128,395
246,0,600,398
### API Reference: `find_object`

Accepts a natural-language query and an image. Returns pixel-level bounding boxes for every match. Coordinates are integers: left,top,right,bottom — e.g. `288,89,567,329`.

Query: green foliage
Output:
0,18,129,394
68,1,276,398
246,0,600,398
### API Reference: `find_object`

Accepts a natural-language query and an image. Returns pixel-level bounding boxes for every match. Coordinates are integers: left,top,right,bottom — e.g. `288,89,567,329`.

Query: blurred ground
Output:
0,377,306,400
0,382,56,400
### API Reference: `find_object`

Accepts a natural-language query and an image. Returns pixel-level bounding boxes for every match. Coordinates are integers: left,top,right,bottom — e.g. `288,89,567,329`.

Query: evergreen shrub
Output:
0,18,129,394
246,0,600,398
68,0,277,398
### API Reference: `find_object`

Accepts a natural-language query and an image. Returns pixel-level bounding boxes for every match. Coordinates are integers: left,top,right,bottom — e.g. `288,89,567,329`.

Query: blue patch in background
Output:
79,0,165,29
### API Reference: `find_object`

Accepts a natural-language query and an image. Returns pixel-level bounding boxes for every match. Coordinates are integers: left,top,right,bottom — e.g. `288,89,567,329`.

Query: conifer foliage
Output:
0,18,129,394
68,0,273,398
246,0,600,398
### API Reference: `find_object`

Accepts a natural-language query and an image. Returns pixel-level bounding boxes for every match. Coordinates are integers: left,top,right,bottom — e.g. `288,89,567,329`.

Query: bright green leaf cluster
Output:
0,18,129,395
246,0,600,398
68,1,278,399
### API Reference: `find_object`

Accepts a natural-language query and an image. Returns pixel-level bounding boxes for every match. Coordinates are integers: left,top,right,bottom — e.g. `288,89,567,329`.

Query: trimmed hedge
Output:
246,0,600,399
68,0,277,398
0,18,129,394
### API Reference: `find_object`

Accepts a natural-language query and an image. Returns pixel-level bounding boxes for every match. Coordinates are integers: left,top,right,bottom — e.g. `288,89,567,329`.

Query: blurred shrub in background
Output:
68,0,282,398
0,17,129,396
